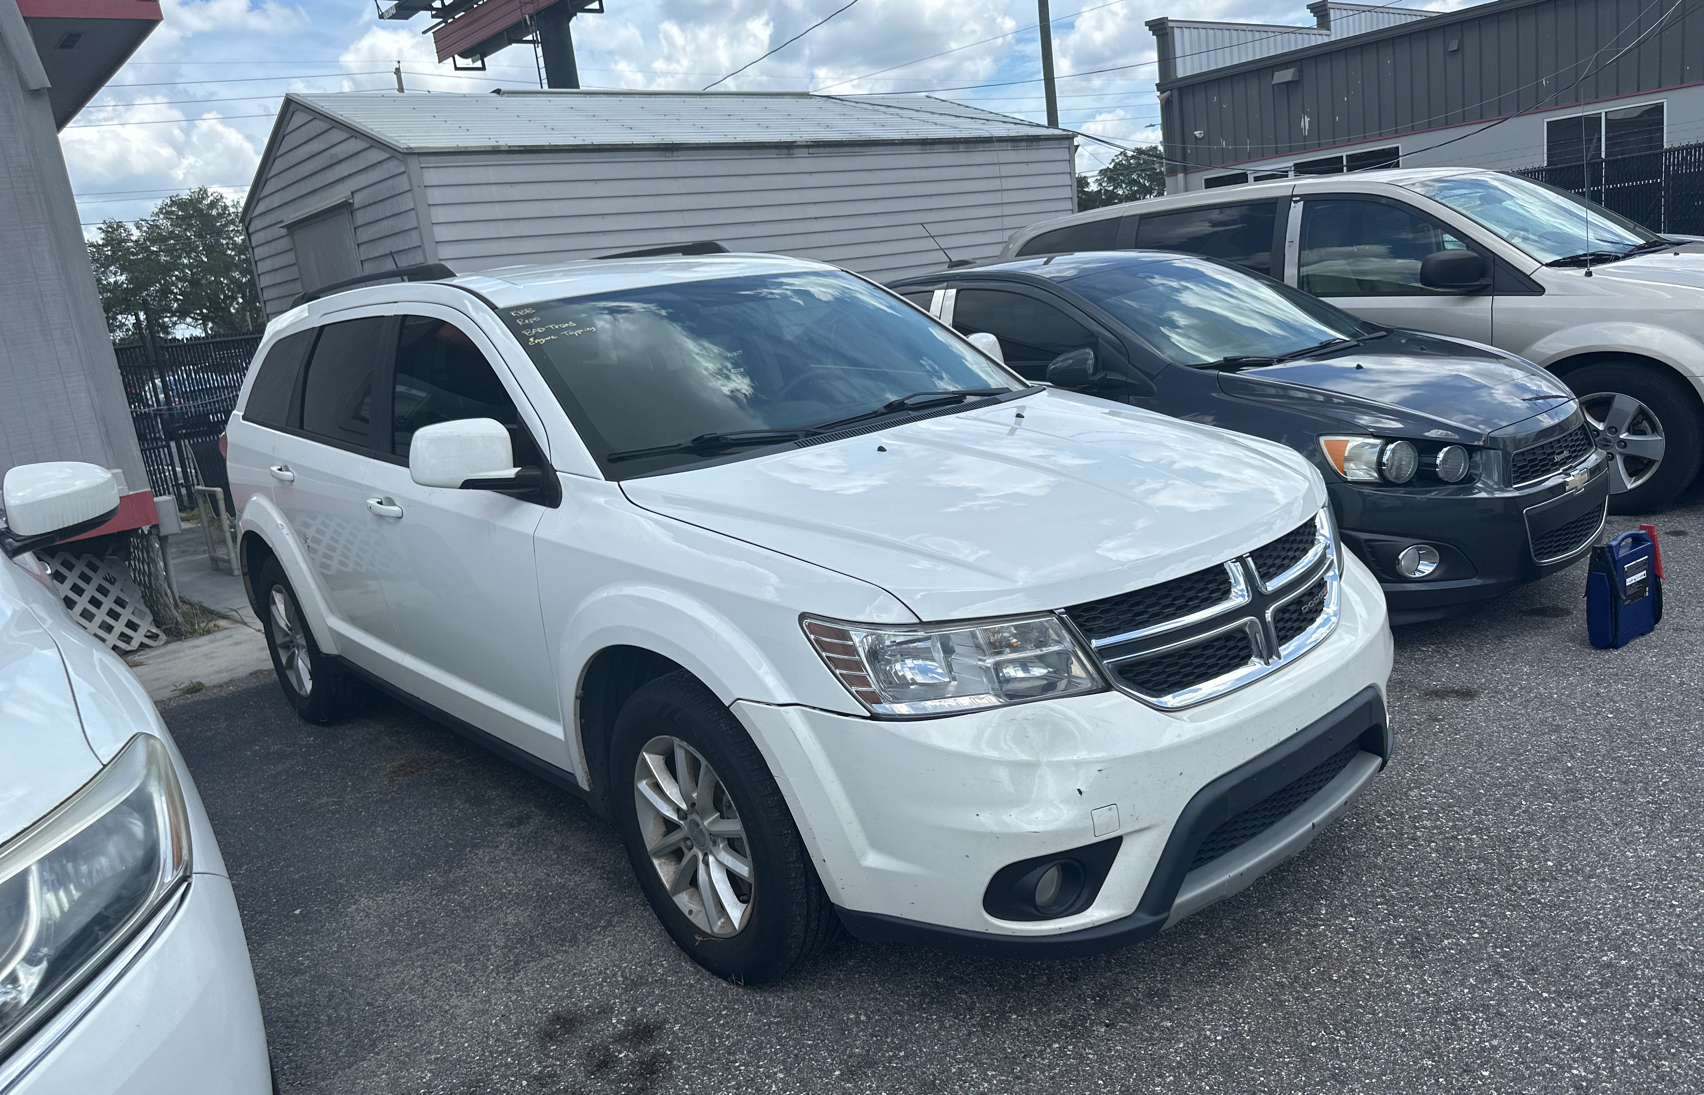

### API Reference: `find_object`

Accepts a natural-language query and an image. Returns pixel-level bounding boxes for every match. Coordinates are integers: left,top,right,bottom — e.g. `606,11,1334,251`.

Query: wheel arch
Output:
1546,350,1704,412
236,494,342,656
573,645,687,817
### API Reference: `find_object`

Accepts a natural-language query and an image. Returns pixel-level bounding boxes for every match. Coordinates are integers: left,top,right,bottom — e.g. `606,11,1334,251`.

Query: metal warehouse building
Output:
1146,0,1704,193
242,90,1076,318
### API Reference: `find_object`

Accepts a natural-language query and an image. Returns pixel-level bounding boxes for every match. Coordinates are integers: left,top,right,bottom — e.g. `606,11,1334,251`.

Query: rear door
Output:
1290,194,1493,342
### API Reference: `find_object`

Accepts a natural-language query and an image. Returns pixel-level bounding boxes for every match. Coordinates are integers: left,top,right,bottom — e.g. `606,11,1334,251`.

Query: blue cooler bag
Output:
1586,530,1663,649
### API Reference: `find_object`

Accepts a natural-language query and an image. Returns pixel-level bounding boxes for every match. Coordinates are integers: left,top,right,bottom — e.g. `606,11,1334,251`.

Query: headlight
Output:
803,613,1103,717
1319,436,1469,485
0,735,190,1059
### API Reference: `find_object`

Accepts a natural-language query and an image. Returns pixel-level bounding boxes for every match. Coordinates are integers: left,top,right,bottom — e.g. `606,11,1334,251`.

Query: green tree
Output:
88,187,262,341
1077,145,1167,211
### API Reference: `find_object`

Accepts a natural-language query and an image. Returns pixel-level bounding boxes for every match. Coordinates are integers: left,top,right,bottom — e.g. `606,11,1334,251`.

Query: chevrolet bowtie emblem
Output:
1566,468,1590,491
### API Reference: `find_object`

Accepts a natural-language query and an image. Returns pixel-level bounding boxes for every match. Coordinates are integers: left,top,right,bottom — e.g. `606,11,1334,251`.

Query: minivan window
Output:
952,290,1098,381
1064,255,1370,366
1016,217,1122,258
1405,174,1659,265
299,317,387,448
502,271,1018,474
392,316,529,462
1134,202,1278,276
244,329,314,429
1299,199,1470,296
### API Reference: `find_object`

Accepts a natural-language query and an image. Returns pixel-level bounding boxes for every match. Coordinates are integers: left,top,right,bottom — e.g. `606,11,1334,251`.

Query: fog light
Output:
1033,864,1064,908
1396,544,1441,578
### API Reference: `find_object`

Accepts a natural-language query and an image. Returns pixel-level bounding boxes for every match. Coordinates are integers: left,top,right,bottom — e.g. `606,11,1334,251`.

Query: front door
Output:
1292,196,1494,344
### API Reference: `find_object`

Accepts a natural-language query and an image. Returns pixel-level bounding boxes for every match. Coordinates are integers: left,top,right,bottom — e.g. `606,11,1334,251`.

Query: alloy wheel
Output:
632,736,754,936
1580,391,1666,493
268,586,313,697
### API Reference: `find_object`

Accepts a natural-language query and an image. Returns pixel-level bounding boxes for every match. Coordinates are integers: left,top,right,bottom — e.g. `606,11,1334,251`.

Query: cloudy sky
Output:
62,0,1430,231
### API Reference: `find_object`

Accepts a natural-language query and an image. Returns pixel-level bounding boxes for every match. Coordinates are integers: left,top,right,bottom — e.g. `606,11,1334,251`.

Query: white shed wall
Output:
415,139,1075,284
246,108,427,317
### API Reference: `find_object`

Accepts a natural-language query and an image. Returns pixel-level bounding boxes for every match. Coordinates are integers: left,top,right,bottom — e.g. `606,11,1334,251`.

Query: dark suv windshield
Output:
502,271,1018,474
1063,256,1372,366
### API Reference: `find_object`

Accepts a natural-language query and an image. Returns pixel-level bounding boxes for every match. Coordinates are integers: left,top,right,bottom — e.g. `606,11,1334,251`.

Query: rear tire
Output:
1562,361,1703,514
610,671,838,984
256,559,363,723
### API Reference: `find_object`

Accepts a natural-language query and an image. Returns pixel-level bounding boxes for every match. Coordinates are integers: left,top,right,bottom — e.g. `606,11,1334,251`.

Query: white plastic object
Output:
967,331,1004,364
408,419,517,489
1,462,119,537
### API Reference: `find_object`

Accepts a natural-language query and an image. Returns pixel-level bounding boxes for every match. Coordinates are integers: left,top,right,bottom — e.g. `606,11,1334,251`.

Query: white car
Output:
225,252,1394,983
0,463,271,1093
1002,168,1704,512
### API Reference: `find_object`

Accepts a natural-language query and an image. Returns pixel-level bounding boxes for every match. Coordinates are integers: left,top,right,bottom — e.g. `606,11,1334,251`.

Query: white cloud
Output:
339,26,485,92
162,0,310,35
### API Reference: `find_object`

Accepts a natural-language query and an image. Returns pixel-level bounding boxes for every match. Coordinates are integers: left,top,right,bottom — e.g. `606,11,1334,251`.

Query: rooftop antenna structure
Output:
373,0,602,88
919,223,973,269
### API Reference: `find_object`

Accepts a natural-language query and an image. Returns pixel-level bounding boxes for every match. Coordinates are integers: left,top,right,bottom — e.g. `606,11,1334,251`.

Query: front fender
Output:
1522,321,1704,390
238,494,340,657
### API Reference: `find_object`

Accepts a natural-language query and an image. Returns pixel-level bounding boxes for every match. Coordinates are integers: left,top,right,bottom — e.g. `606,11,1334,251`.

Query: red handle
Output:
1639,523,1665,579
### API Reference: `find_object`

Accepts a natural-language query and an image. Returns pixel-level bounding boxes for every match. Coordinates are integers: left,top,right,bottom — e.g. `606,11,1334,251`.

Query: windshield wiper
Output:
1202,332,1387,371
606,429,817,463
1545,250,1633,268
1623,237,1678,256
809,387,1013,433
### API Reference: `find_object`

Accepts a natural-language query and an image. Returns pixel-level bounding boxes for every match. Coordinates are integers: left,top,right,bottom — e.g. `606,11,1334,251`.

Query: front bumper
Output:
1332,453,1608,616
733,552,1393,948
2,874,271,1095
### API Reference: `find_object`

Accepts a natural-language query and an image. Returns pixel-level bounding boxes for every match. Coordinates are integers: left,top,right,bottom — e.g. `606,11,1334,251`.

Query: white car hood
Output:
621,389,1324,621
0,559,101,846
1591,245,1704,291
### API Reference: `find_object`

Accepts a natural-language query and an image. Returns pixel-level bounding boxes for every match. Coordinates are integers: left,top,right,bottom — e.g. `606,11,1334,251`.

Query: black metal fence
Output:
116,332,262,507
1514,141,1704,236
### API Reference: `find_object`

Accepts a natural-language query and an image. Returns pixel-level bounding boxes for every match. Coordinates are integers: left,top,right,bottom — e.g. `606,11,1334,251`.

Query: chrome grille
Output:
1511,424,1593,485
1067,510,1340,710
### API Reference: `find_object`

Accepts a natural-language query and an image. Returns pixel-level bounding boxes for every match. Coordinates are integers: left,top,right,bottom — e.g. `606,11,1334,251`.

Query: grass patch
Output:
165,598,230,640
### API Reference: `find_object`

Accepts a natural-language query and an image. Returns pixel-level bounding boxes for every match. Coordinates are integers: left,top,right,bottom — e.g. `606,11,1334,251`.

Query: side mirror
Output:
1,462,120,558
409,418,520,490
967,332,1004,364
1046,348,1097,389
1419,249,1491,292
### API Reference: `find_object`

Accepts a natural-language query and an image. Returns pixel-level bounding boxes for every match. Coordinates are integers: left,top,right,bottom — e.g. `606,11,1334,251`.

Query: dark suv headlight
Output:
1319,436,1474,485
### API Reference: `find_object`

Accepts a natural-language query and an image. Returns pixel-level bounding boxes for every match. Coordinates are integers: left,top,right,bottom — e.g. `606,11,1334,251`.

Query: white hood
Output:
621,389,1324,621
1592,245,1704,291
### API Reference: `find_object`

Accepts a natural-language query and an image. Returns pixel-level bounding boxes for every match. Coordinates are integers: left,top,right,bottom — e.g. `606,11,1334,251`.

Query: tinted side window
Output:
1134,202,1278,275
392,316,537,466
1299,199,1468,296
244,329,314,429
898,291,936,310
952,290,1096,380
1016,217,1122,258
300,317,387,448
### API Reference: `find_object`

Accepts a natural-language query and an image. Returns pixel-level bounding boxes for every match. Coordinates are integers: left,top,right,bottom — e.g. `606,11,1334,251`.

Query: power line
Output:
703,0,865,91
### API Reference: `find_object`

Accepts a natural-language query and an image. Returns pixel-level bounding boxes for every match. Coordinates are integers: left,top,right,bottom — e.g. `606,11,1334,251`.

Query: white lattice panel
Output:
43,551,165,653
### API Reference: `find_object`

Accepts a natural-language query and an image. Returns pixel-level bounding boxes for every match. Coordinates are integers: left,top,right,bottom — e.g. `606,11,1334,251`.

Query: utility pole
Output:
1037,0,1058,129
535,2,581,89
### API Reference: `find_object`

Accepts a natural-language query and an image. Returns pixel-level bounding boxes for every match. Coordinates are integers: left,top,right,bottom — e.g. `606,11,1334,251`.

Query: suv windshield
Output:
501,271,1019,474
1406,173,1661,265
1062,256,1373,367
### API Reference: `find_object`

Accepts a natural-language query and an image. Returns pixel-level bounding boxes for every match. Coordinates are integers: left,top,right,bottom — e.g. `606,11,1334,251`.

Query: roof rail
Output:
289,263,457,309
596,241,729,260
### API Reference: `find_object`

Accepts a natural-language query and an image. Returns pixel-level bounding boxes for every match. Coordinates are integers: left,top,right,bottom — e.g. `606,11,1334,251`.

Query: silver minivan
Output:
1002,167,1704,512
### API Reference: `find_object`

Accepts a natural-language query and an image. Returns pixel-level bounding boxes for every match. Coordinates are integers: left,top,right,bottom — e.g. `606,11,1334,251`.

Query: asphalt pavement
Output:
162,487,1704,1095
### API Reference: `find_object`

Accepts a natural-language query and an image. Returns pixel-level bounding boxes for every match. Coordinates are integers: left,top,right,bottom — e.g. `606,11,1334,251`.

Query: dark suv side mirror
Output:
1046,348,1097,388
1420,250,1491,292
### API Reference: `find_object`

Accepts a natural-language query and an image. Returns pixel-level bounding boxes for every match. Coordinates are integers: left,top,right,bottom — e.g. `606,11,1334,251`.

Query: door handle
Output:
269,465,295,482
366,497,404,519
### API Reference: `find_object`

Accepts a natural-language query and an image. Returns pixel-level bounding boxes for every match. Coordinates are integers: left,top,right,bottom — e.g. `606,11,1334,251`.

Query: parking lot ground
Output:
162,493,1704,1095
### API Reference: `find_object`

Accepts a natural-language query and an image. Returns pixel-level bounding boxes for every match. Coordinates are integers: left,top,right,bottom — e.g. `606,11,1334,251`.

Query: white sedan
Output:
0,462,271,1094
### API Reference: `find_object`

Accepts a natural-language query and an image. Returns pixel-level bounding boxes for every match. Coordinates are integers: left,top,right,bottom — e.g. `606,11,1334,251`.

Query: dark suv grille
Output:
1511,424,1593,485
1273,578,1329,648
1064,564,1232,641
1248,520,1316,584
1189,740,1362,871
1532,505,1605,562
1115,628,1256,697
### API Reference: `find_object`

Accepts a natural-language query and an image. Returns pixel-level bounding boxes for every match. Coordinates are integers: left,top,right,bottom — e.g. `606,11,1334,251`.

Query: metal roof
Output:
284,90,1066,153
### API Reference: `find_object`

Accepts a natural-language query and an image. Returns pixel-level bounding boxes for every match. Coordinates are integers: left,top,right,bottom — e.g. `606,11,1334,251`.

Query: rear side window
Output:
952,290,1097,380
392,316,539,467
243,330,314,429
300,317,387,449
1134,202,1278,276
1016,217,1123,258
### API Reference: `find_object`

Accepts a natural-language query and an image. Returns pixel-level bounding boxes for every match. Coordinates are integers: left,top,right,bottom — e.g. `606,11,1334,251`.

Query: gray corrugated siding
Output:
245,106,425,317
1162,0,1704,173
1167,24,1329,79
416,140,1072,284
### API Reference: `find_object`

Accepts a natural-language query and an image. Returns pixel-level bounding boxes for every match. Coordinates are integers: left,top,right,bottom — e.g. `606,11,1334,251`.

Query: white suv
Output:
1003,168,1704,512
224,253,1393,982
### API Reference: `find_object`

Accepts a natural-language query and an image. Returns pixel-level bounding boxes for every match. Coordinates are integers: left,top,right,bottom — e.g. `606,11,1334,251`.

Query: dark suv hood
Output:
1217,331,1575,439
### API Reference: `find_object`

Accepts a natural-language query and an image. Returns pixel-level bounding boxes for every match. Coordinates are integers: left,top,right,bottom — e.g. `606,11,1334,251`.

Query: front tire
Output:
256,559,363,723
610,671,838,984
1563,361,1703,513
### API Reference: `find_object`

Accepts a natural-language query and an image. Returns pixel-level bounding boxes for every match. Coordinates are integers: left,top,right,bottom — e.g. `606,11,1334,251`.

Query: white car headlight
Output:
0,734,191,1059
803,613,1103,717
